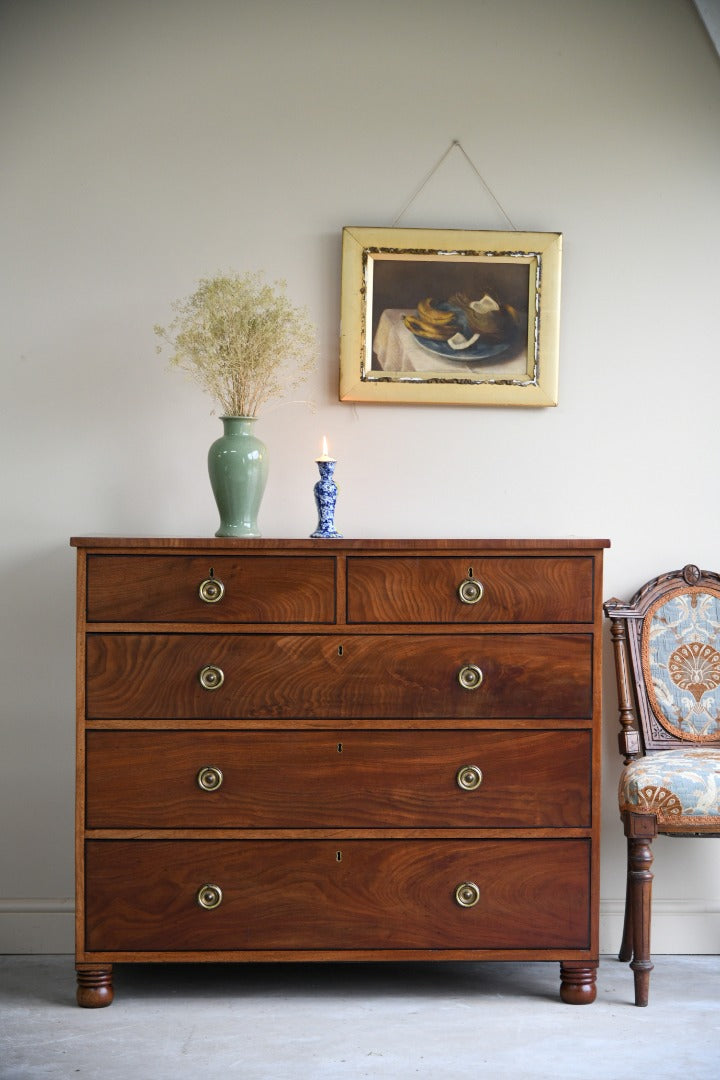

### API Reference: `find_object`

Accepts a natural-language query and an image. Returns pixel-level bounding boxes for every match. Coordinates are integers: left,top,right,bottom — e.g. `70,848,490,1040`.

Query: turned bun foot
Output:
76,966,114,1008
559,962,597,1004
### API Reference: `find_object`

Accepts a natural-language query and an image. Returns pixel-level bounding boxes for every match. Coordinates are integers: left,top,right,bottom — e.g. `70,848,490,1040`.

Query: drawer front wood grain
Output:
86,555,336,623
86,633,593,720
346,557,594,624
84,839,590,951
85,729,591,828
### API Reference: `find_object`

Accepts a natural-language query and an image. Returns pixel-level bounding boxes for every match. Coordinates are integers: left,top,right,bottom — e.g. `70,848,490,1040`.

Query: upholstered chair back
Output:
608,566,720,757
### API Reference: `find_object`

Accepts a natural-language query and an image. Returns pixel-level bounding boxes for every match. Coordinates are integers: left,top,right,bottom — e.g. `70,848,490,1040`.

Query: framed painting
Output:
339,226,561,406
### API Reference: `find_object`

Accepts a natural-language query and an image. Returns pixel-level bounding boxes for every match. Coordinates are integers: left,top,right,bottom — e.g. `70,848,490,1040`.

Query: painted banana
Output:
403,314,452,340
403,297,458,340
416,298,456,325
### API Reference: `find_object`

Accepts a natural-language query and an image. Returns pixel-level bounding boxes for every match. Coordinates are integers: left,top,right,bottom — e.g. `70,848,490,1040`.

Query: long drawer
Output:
84,838,591,951
85,729,591,828
85,633,592,720
86,555,336,623
346,556,594,624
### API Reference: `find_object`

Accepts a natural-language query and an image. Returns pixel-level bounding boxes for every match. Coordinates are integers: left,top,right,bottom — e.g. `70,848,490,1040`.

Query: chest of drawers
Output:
71,537,608,1006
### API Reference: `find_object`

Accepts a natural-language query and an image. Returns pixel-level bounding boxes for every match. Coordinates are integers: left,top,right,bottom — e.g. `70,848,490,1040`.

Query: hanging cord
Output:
391,139,517,231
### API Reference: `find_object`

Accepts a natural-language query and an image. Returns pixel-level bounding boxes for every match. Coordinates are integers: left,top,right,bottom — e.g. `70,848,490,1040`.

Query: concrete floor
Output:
0,956,717,1080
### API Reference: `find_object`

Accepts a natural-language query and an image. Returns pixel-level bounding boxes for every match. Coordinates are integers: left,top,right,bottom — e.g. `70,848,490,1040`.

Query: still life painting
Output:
339,227,561,406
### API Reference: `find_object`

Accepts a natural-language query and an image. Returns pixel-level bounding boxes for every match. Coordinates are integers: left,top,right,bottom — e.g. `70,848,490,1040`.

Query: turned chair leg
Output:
618,847,634,962
627,834,654,1006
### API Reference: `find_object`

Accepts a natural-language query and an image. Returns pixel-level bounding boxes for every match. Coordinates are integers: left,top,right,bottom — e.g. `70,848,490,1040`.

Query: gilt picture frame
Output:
339,226,561,406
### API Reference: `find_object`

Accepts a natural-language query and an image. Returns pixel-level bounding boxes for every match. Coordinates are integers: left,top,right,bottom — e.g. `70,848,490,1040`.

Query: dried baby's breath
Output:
155,272,317,417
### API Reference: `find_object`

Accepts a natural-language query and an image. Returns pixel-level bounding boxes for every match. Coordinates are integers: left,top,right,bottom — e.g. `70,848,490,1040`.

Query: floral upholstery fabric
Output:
619,749,720,827
642,588,720,741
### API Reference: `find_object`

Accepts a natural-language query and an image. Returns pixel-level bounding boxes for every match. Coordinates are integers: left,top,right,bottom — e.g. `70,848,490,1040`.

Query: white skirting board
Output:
0,900,74,954
600,899,720,955
1,899,718,955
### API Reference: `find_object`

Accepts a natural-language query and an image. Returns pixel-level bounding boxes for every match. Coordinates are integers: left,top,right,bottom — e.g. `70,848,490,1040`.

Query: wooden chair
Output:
604,564,720,1006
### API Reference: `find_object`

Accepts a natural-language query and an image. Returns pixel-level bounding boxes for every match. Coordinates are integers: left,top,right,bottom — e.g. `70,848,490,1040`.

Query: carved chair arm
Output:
604,605,642,763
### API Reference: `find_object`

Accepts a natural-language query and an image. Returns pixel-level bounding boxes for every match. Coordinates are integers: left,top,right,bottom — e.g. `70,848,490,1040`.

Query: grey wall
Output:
2,0,719,952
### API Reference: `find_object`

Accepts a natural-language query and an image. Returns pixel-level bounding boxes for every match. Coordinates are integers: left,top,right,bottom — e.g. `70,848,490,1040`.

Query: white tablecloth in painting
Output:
372,308,527,378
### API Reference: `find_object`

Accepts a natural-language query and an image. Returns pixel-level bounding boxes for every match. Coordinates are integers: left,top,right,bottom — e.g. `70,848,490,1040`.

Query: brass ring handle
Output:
197,884,223,910
456,765,483,791
198,665,224,691
455,882,480,908
199,578,225,604
458,578,484,605
457,664,483,691
197,766,224,792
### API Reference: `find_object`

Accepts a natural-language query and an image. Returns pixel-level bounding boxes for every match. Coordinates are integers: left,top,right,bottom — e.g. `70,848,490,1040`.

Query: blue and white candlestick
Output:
311,439,342,539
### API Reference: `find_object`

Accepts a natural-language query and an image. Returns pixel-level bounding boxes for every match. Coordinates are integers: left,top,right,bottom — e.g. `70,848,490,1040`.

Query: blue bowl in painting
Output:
403,294,523,362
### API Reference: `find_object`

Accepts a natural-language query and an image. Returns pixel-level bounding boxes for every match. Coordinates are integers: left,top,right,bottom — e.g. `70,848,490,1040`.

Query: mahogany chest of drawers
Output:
70,537,608,1006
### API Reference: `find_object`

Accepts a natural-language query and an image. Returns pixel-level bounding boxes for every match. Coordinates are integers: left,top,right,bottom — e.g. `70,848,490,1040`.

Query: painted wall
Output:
2,0,719,954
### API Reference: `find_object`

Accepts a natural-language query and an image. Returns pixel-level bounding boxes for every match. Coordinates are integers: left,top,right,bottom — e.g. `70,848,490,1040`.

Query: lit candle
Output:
310,435,342,539
316,435,335,462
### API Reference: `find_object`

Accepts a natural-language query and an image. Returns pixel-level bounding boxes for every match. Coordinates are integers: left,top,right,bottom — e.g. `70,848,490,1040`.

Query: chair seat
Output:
619,749,720,827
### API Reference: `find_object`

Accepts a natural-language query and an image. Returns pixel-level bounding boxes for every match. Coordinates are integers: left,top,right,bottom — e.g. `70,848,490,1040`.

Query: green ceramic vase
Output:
207,416,268,537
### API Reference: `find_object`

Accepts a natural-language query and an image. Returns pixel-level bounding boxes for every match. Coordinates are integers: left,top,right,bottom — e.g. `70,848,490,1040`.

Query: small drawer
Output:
86,555,336,623
85,729,592,829
346,557,594,624
85,632,593,721
84,838,591,951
